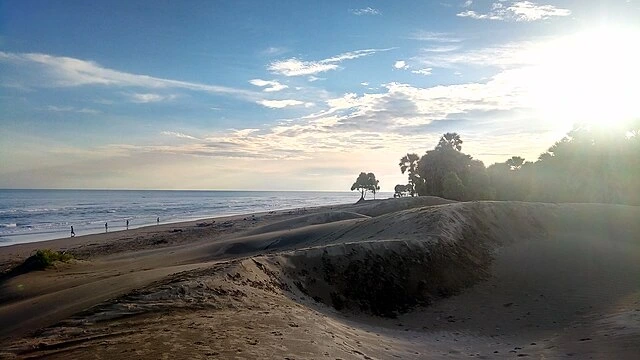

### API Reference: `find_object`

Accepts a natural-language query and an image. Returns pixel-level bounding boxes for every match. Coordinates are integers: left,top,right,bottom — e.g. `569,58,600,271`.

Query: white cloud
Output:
394,60,408,69
408,31,462,42
412,68,433,76
268,48,393,77
421,45,461,53
104,71,541,165
457,10,502,20
457,1,571,21
161,131,200,140
0,51,258,98
257,99,312,108
129,93,178,103
268,58,338,77
249,79,288,92
46,105,99,114
350,7,381,16
462,0,473,7
360,82,369,86
307,76,324,82
508,1,571,21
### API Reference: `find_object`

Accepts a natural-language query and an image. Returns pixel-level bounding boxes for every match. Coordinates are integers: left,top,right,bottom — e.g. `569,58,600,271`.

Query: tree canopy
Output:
400,123,639,205
351,172,381,201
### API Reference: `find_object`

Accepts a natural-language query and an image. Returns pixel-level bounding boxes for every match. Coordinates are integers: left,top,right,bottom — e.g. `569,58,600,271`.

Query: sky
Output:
1,0,639,191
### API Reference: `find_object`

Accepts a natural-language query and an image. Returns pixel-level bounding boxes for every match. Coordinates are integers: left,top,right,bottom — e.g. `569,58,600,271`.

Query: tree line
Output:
394,120,640,205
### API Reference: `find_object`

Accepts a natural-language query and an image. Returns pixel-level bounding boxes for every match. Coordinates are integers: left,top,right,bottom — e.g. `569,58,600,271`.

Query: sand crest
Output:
1,198,638,359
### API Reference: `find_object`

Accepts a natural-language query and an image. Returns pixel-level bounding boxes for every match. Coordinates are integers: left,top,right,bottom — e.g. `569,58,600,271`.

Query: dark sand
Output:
1,197,638,359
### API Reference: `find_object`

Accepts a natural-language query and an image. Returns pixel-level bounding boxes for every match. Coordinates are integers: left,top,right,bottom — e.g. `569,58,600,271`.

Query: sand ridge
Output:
0,198,639,359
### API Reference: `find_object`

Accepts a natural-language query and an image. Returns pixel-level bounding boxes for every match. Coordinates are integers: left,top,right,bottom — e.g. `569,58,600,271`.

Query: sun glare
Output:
524,26,640,130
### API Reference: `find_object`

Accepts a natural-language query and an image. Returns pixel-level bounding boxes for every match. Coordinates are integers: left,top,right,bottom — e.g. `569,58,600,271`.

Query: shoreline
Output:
0,199,368,249
0,201,359,269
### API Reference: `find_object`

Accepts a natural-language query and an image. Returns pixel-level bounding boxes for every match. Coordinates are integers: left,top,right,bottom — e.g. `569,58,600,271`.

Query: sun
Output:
523,25,640,131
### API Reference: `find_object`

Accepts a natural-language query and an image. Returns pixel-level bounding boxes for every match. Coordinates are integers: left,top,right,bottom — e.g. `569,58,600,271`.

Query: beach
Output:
1,197,639,359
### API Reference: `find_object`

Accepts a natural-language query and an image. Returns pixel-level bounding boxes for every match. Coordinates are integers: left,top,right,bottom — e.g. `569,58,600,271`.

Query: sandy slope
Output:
0,198,639,359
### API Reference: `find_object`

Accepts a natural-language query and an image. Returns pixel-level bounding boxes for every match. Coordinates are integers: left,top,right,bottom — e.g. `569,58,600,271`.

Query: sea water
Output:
0,189,390,246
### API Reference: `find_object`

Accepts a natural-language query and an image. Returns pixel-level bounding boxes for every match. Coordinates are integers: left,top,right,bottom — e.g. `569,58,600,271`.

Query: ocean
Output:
0,189,391,247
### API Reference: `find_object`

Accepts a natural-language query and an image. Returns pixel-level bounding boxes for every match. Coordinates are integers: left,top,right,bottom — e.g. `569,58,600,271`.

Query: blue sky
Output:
1,0,639,190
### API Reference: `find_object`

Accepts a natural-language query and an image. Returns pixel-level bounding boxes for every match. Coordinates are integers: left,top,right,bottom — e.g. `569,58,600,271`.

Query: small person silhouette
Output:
105,222,108,233
157,217,160,225
71,226,75,238
126,219,129,229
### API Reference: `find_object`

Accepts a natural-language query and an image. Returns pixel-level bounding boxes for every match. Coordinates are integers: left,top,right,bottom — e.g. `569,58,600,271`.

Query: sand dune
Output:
1,198,639,359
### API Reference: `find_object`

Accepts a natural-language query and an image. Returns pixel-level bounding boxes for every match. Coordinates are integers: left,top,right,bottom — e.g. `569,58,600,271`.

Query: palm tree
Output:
399,153,420,196
437,132,463,151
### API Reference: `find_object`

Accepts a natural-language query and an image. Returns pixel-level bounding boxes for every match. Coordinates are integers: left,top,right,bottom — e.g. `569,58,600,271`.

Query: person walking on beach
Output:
157,217,160,225
70,226,75,238
126,219,129,229
105,222,108,233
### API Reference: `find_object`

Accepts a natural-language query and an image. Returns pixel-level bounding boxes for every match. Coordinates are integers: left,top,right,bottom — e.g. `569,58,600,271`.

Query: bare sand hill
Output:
1,198,639,359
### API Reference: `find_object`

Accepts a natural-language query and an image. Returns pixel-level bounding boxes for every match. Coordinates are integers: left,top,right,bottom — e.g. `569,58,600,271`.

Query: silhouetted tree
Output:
416,134,472,197
398,121,639,205
399,153,420,196
443,172,464,200
351,172,380,201
394,184,410,198
436,132,463,152
463,159,494,200
370,172,381,199
505,156,525,170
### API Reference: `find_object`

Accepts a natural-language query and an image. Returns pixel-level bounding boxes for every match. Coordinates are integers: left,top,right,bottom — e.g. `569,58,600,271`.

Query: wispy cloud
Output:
249,79,288,92
413,40,540,69
161,131,200,140
128,93,178,103
408,31,462,43
257,99,314,108
46,105,99,114
421,45,462,53
0,51,258,98
412,68,433,76
457,1,571,22
109,72,540,163
268,48,393,77
260,46,288,56
349,7,381,16
462,0,473,7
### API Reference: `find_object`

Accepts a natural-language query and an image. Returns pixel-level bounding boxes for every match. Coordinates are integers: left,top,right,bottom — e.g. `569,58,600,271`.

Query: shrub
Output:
26,249,73,270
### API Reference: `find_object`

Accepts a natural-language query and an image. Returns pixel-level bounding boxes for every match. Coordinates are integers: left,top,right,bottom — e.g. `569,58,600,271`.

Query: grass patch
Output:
1,249,74,279
27,249,74,270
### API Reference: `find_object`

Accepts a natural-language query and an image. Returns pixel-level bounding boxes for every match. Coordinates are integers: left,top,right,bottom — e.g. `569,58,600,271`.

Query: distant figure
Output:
70,226,75,238
126,219,129,229
157,217,160,225
105,222,108,233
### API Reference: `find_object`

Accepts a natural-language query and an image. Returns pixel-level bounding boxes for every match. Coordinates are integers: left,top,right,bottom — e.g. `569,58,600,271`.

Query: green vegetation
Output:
351,172,381,201
443,172,465,201
399,153,420,196
399,120,640,205
24,249,73,271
